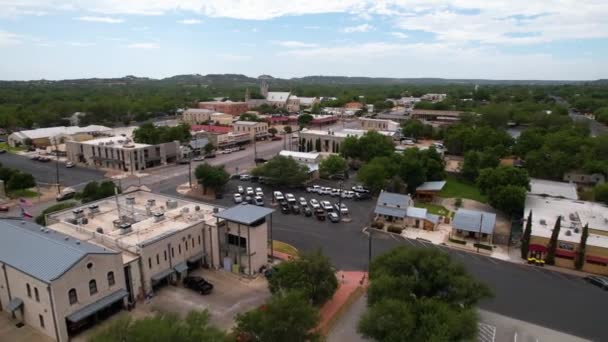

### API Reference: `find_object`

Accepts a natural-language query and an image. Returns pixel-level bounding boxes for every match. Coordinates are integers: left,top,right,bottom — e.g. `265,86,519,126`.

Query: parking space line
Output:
403,238,418,246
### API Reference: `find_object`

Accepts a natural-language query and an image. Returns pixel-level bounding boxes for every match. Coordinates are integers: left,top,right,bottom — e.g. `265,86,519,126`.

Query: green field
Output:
414,202,452,217
8,189,38,198
0,142,24,153
439,175,488,203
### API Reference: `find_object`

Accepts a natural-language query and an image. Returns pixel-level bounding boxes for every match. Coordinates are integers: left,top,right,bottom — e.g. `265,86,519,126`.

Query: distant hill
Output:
0,74,596,87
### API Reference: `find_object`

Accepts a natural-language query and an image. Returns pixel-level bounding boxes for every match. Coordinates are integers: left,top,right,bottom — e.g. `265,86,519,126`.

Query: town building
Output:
45,190,274,300
524,192,608,275
299,128,397,154
279,150,322,178
529,178,579,200
415,181,447,201
420,93,447,102
0,219,126,342
66,137,180,173
233,121,269,140
376,111,410,124
451,209,497,244
373,192,440,231
258,81,300,112
410,109,463,124
182,109,233,125
192,128,251,151
8,125,112,148
563,172,606,186
360,118,399,132
298,97,320,108
344,102,364,110
198,101,249,116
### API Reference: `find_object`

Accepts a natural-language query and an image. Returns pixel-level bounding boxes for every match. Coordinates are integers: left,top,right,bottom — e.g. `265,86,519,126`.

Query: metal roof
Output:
416,181,447,192
174,262,188,273
214,204,274,225
374,205,408,218
426,213,440,224
377,192,411,208
66,289,128,323
0,220,116,283
406,207,428,219
452,209,497,234
529,178,578,200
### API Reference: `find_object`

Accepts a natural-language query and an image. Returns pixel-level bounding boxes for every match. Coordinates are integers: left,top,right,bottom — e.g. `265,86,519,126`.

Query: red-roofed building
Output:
344,102,364,110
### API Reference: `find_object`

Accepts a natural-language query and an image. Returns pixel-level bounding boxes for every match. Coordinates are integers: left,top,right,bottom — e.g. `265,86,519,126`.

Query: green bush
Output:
455,198,463,208
449,237,467,245
473,243,493,251
35,201,78,225
371,221,384,230
387,225,403,234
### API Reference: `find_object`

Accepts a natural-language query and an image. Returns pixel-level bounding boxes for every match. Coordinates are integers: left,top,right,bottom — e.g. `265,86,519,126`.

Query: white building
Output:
279,150,322,178
299,128,397,153
8,125,112,148
360,118,400,132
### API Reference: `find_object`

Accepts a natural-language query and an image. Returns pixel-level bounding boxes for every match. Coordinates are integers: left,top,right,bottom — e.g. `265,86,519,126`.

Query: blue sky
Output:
1,1,607,80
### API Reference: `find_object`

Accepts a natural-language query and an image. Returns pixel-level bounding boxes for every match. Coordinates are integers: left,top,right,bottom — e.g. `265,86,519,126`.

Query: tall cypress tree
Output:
575,224,589,270
545,216,562,265
521,211,533,259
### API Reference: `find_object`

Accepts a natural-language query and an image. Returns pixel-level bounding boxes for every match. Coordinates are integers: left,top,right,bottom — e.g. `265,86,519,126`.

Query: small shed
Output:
452,209,496,243
415,181,446,201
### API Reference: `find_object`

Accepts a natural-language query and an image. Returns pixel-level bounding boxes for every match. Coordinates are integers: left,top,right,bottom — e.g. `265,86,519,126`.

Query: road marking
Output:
485,257,499,265
403,238,417,246
514,332,517,342
478,323,496,342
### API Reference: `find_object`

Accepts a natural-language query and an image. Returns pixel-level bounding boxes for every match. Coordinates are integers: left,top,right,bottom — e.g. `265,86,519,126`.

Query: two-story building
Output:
0,219,126,342
182,109,233,125
299,128,397,154
360,118,400,132
233,121,269,140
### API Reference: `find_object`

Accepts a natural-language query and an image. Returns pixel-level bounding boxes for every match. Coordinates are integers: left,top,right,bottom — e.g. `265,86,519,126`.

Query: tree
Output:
6,171,36,191
575,224,589,270
340,136,359,158
268,127,278,137
545,216,562,265
298,114,313,127
204,142,215,155
239,113,261,122
490,185,526,217
251,156,309,187
194,163,229,195
521,211,533,259
283,126,292,134
234,291,320,342
90,310,227,342
319,155,348,179
594,183,608,205
35,201,78,225
462,151,481,182
133,122,191,144
358,298,478,342
268,250,338,305
357,159,390,193
477,166,530,195
341,131,394,162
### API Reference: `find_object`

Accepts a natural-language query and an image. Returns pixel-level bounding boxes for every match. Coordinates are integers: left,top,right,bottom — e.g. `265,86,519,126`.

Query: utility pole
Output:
54,138,60,195
188,150,192,188
253,134,257,162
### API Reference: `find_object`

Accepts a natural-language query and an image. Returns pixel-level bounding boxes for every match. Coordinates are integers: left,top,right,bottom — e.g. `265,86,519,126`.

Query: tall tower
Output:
245,88,251,102
260,80,269,98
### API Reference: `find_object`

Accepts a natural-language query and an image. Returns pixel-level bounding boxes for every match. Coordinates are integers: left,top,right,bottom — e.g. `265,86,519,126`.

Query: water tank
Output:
166,199,178,209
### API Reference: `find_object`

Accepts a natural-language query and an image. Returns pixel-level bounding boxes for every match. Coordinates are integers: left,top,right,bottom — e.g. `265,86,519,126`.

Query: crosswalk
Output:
478,323,497,342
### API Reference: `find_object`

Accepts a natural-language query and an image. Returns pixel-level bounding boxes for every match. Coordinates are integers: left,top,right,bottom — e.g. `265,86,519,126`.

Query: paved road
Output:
0,153,104,188
187,178,608,342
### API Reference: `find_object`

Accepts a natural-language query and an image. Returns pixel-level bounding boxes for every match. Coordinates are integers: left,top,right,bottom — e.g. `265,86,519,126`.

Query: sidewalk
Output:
317,271,368,336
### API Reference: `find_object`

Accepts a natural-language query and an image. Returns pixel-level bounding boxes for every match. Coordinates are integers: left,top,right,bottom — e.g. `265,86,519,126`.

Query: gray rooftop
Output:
416,181,447,192
0,220,116,283
452,209,497,234
529,178,578,200
377,191,411,208
214,204,274,225
374,205,408,218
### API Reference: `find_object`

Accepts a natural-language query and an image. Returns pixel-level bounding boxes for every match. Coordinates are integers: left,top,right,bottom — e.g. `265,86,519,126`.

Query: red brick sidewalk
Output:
317,271,368,335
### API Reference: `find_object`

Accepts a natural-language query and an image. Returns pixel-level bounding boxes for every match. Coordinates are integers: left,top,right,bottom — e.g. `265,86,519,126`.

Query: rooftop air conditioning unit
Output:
181,207,190,214
73,208,84,219
540,219,547,225
96,227,104,234
153,212,165,222
147,199,156,207
89,204,100,214
194,206,200,211
126,197,135,205
118,223,132,235
166,199,178,209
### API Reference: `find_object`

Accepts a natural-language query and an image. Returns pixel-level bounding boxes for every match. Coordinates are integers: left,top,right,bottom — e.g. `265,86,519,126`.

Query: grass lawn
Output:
8,189,38,198
415,202,452,217
439,175,488,203
272,240,299,257
0,142,24,153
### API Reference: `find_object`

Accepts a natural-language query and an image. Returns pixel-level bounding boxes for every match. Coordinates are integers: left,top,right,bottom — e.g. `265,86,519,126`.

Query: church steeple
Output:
260,80,269,98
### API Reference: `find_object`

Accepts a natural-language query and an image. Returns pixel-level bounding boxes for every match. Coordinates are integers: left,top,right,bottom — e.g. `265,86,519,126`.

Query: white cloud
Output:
390,31,408,39
177,19,202,25
342,23,374,33
67,41,96,47
128,42,160,49
0,31,22,46
75,16,124,23
272,40,318,48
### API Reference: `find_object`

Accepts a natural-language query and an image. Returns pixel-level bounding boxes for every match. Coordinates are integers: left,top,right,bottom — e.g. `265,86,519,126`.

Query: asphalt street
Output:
198,178,608,342
0,153,105,188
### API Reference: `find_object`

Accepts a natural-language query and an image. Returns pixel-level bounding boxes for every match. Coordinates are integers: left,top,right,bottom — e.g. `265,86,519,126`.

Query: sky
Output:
1,1,607,81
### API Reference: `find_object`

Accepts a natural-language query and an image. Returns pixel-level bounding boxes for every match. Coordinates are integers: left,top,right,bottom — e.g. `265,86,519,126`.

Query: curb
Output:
318,286,366,336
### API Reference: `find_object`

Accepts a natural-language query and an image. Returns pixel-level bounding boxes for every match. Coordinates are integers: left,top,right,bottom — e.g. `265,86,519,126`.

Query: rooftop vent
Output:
118,223,132,235
181,207,190,214
153,212,165,222
565,230,572,236
147,199,156,207
96,227,104,234
166,199,178,209
73,208,84,219
213,207,219,213
194,206,200,211
540,219,547,225
89,204,99,214
126,197,135,205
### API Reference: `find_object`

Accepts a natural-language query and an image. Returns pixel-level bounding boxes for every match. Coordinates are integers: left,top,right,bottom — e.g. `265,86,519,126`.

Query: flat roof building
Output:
198,101,249,116
410,109,463,124
360,118,400,132
0,219,126,342
233,121,269,140
299,128,397,154
182,109,233,125
8,125,112,148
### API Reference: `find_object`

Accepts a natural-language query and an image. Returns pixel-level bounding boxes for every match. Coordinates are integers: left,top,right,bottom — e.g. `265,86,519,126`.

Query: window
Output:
171,247,175,257
198,235,201,245
192,238,195,248
164,251,167,261
68,289,78,305
39,314,45,328
227,234,247,247
148,258,152,269
107,272,115,287
34,287,40,302
178,244,182,254
185,241,188,251
89,280,98,295
156,254,160,265
86,262,93,269
26,284,31,298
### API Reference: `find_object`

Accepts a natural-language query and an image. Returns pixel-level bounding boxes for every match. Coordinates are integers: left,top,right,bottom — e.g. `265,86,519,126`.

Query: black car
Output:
280,204,291,214
303,206,312,217
354,192,371,201
0,149,6,154
183,276,214,295
291,204,301,214
584,275,608,290
315,208,326,221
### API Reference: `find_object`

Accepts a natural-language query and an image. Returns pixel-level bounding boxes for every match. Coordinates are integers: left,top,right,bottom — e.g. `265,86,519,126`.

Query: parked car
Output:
65,161,75,168
310,185,322,193
205,153,216,158
285,193,296,204
0,149,6,154
584,275,608,290
280,203,291,214
255,187,263,194
255,190,264,198
321,200,333,212
309,199,320,209
329,173,346,180
254,196,264,206
354,192,371,201
315,208,326,221
183,276,214,295
271,136,282,141
240,174,252,181
319,187,332,195
0,204,10,212
56,188,76,201
352,185,370,193
328,212,340,223
334,203,349,215
233,193,243,203
237,186,244,194
30,155,40,161
192,156,205,161
303,206,312,217
330,188,341,196
299,197,308,207
38,156,51,162
246,187,254,196
402,139,415,145
341,190,355,199
245,195,254,204
291,204,301,214
273,191,284,202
